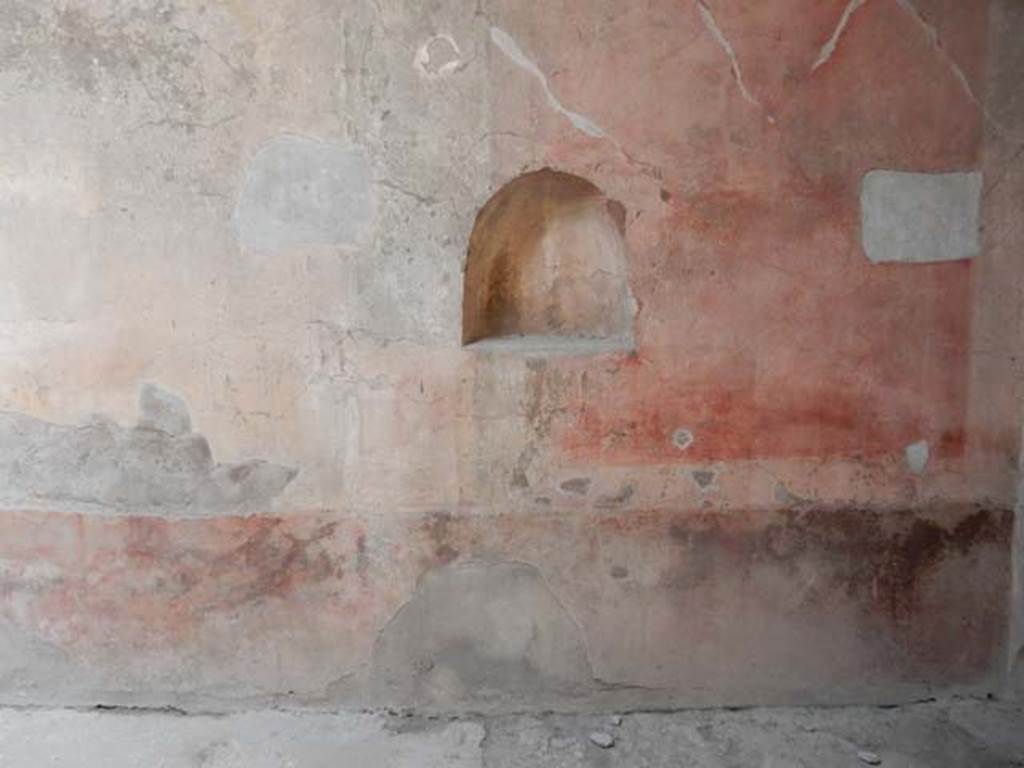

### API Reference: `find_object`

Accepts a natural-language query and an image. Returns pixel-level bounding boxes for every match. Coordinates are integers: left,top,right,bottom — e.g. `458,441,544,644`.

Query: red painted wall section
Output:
487,0,987,464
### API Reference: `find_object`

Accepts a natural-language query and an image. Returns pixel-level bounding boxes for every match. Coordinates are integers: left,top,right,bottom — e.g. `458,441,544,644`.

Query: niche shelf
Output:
462,169,635,355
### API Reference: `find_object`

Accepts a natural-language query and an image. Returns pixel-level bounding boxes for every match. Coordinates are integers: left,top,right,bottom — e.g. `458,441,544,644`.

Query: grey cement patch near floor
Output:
0,699,1021,767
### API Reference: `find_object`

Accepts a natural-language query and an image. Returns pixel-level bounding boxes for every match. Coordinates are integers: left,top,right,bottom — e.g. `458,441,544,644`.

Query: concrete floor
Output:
0,698,1021,767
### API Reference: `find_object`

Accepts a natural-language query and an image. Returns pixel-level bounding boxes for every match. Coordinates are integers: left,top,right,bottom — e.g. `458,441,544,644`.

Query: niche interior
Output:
462,169,634,352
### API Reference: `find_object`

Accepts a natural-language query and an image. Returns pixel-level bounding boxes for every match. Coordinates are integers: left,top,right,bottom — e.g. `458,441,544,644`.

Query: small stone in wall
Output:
559,477,591,495
595,484,635,508
691,469,715,489
672,428,694,451
857,749,882,765
415,35,461,78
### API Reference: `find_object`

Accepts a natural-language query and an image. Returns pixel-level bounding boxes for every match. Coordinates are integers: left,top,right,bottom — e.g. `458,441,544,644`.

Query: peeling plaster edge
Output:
693,0,774,122
483,28,664,181
812,0,869,71
893,0,1008,137
488,26,606,138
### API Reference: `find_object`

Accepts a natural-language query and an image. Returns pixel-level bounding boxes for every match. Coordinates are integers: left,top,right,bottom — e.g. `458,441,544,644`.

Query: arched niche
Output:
462,169,635,352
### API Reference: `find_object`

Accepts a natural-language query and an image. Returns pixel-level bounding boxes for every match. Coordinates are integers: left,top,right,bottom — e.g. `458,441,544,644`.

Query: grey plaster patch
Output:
371,560,593,711
138,382,191,436
0,384,296,516
595,484,635,508
774,482,810,506
692,470,716,490
905,440,930,475
860,170,982,264
235,135,373,254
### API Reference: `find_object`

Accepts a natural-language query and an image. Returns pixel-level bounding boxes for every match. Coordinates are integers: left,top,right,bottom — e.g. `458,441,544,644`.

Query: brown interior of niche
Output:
462,168,633,346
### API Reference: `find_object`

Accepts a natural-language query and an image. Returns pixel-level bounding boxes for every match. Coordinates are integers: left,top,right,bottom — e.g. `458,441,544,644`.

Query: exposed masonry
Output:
0,384,297,516
488,27,606,138
812,0,869,71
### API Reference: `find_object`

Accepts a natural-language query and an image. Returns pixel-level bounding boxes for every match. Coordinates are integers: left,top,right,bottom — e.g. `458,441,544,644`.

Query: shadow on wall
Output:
0,383,297,516
462,169,635,350
370,560,594,711
1012,646,1024,699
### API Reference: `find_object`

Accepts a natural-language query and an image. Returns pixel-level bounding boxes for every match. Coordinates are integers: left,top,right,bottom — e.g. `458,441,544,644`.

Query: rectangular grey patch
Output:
860,170,982,264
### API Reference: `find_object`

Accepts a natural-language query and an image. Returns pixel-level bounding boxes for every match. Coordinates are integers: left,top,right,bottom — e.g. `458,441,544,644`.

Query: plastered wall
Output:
0,0,1022,713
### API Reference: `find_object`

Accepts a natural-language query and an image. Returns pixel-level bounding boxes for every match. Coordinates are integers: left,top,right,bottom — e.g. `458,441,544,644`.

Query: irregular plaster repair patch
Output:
371,560,593,709
0,384,297,516
235,134,373,254
860,170,981,264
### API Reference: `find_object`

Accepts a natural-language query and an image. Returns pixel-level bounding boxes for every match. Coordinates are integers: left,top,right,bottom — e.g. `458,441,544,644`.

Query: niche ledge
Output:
464,334,634,356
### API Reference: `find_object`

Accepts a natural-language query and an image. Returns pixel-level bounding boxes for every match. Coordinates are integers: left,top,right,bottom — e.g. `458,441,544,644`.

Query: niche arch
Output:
462,168,635,352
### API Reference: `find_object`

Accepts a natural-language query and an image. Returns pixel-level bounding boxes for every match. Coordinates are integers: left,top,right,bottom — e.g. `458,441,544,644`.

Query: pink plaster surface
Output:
487,0,986,464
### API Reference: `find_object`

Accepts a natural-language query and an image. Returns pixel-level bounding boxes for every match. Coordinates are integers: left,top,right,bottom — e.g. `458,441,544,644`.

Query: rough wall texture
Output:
981,0,1024,700
0,0,1022,713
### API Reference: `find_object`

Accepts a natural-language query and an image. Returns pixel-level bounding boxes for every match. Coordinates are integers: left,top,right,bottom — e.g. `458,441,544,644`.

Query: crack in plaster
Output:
812,0,869,71
482,30,664,182
893,0,1006,136
694,1,773,122
488,26,606,139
